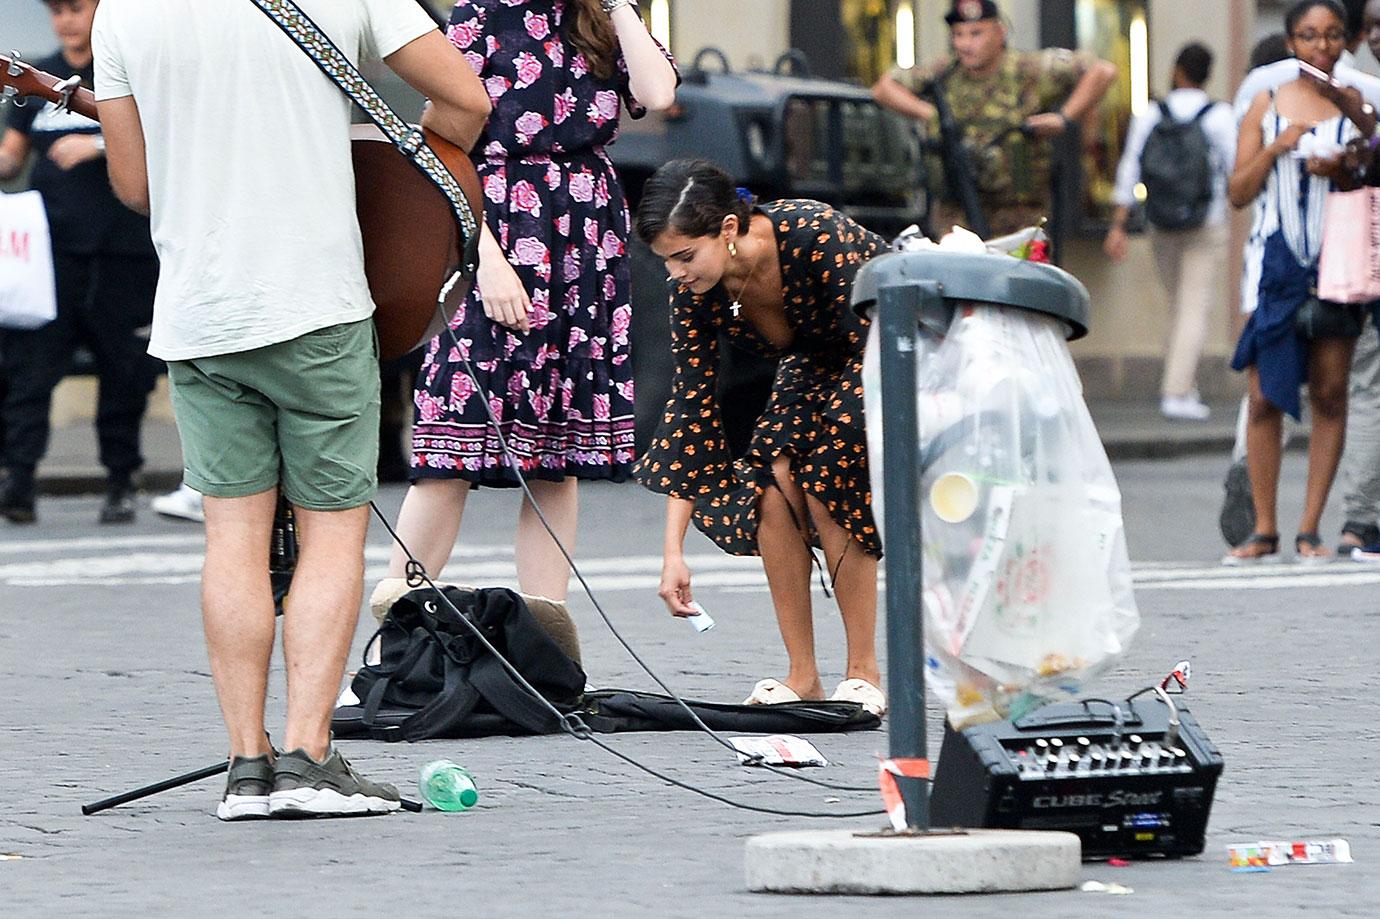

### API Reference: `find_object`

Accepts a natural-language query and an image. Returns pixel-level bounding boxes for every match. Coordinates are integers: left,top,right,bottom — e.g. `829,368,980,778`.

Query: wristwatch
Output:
600,0,637,13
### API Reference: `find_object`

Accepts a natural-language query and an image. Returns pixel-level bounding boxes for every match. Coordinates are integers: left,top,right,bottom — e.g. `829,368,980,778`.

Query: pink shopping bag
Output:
1318,187,1380,303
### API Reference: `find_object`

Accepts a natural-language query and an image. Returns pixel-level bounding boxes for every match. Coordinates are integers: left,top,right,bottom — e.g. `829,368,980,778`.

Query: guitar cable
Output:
360,281,887,817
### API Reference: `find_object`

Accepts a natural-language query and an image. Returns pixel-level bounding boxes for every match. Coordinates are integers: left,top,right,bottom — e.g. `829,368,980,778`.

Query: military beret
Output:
945,0,1000,25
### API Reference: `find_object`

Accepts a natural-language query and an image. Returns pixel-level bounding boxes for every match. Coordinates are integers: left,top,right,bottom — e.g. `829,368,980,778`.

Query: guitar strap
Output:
248,0,479,268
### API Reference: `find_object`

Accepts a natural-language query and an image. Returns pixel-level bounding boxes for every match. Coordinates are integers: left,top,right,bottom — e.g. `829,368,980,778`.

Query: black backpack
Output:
1141,100,1217,230
333,585,587,741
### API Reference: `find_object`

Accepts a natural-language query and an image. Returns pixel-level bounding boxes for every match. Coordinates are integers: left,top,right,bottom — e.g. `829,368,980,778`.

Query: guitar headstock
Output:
0,51,98,121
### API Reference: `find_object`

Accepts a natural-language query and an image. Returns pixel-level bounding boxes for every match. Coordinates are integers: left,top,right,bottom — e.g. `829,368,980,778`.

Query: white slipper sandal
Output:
831,678,887,717
743,678,802,706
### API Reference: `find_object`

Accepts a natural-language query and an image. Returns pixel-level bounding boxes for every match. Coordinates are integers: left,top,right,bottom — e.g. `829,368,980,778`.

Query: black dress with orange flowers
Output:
635,200,885,558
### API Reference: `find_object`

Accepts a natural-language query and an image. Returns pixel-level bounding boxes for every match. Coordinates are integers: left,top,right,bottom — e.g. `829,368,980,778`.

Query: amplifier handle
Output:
1013,698,1139,731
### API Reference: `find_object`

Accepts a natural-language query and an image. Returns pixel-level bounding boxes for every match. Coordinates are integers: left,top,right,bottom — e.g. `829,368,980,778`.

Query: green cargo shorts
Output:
167,319,381,511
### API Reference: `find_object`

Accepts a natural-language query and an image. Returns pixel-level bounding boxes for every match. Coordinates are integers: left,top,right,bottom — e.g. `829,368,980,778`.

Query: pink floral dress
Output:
411,0,673,485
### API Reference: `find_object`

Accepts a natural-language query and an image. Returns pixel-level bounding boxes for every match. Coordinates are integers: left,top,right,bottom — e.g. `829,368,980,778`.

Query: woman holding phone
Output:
1225,0,1376,564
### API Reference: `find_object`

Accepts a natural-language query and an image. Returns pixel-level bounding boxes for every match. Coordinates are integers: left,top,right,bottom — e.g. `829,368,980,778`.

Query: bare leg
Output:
755,456,824,700
516,477,578,601
1229,368,1284,559
804,491,881,688
281,503,371,760
386,478,470,578
201,489,279,759
1298,337,1356,546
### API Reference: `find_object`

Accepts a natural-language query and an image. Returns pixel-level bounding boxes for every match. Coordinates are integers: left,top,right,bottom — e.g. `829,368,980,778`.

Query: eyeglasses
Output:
1291,30,1346,45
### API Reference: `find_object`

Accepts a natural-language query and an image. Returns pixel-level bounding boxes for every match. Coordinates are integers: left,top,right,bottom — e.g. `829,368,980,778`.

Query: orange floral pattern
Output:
635,200,884,558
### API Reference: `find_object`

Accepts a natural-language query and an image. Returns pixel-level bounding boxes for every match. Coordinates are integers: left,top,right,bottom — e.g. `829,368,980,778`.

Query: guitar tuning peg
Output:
7,51,23,77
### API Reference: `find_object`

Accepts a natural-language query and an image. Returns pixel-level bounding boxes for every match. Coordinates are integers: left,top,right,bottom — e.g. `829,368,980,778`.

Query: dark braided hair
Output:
635,159,753,244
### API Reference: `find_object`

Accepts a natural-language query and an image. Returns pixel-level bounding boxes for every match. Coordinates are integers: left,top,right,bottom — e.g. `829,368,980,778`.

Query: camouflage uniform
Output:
890,48,1093,237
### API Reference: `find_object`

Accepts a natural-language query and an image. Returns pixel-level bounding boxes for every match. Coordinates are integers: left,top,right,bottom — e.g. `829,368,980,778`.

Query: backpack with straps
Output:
1140,100,1218,231
334,585,587,741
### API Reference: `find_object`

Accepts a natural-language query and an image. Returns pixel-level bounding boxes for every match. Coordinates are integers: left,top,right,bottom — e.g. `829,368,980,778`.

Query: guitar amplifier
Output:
929,695,1223,859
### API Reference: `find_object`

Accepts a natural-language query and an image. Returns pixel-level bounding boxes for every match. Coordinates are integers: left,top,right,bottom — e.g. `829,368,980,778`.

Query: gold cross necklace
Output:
729,238,764,319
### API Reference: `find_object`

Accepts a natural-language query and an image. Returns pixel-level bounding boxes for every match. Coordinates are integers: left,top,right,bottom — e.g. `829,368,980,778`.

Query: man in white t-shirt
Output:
91,0,490,820
1105,43,1238,421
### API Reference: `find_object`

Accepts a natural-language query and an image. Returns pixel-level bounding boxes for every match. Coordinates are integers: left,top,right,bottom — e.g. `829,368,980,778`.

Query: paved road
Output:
2,454,1376,917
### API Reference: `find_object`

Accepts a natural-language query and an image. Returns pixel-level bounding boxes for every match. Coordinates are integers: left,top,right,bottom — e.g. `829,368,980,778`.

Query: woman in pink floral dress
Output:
386,0,677,600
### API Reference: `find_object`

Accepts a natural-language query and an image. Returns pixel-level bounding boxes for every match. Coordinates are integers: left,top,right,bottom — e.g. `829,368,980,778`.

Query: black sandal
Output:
1295,532,1332,565
1221,532,1280,566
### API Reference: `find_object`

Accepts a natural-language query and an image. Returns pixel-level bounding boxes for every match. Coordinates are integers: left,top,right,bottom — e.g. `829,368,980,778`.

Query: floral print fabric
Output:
412,0,671,485
636,200,886,558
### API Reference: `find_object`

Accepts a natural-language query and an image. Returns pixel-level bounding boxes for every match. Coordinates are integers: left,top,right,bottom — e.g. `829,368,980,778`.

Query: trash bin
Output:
853,250,1139,730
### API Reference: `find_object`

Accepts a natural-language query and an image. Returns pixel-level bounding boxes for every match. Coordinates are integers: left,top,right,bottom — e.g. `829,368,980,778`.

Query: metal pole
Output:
877,281,936,831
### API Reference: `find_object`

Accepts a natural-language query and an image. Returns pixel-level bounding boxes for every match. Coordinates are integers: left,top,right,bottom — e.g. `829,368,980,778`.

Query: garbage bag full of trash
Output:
862,299,1139,729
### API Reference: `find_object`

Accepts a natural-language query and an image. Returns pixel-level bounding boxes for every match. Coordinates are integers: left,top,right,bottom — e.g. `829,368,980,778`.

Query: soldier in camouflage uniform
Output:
872,0,1117,238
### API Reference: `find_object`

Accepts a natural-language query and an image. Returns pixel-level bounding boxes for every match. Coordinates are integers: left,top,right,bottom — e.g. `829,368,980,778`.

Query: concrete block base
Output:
745,828,1082,895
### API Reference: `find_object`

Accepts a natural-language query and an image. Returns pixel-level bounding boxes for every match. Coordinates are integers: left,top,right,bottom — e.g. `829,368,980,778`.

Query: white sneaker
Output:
1161,394,1211,421
151,483,204,523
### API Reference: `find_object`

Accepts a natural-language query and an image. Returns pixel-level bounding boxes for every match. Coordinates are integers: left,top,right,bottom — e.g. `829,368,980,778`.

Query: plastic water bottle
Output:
418,760,479,812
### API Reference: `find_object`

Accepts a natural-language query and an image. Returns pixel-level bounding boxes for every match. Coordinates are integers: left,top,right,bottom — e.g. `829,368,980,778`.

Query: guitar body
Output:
351,124,484,360
0,53,483,362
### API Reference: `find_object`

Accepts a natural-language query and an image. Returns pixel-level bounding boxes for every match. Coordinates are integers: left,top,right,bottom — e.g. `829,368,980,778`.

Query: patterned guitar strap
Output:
248,0,480,275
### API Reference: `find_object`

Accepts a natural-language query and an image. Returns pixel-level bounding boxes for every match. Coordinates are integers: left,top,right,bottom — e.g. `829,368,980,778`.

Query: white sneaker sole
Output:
216,794,270,821
269,787,400,817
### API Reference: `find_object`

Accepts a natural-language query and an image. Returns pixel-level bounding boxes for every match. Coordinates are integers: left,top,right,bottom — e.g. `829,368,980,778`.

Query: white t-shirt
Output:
1111,88,1237,227
92,0,435,361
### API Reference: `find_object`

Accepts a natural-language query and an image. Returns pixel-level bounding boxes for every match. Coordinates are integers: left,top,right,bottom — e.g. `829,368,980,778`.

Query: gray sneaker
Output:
269,747,400,818
217,754,274,821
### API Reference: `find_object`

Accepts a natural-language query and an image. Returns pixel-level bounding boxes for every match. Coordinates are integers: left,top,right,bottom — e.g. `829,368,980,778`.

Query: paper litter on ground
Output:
729,735,828,767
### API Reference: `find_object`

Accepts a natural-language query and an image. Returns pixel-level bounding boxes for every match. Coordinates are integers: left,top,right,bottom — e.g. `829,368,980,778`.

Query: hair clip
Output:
735,186,754,203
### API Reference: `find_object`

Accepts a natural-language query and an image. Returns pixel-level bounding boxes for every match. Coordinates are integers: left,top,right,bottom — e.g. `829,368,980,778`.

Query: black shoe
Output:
1218,458,1255,548
0,472,36,524
1338,520,1380,556
99,478,136,525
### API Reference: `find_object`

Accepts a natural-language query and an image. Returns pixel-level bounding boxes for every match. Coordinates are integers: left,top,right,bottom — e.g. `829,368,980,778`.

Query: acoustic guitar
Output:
0,52,483,360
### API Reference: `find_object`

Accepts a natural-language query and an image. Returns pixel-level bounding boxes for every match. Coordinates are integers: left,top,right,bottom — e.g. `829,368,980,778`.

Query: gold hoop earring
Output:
728,241,738,257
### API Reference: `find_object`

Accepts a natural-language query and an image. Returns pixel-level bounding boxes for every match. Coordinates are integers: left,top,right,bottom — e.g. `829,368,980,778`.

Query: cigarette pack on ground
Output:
1227,839,1353,869
730,735,829,768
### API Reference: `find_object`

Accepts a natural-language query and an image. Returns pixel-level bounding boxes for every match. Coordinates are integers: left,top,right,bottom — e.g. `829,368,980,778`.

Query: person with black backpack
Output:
1104,43,1238,421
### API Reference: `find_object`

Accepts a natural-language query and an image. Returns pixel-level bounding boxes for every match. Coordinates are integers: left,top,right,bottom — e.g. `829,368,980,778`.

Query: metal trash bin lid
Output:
851,250,1091,340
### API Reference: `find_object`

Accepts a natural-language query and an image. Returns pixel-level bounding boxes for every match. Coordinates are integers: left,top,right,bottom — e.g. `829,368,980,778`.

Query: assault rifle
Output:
921,62,991,239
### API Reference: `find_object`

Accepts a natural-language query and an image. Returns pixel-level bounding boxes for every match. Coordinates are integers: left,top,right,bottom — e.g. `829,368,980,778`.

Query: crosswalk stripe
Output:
5,535,1380,593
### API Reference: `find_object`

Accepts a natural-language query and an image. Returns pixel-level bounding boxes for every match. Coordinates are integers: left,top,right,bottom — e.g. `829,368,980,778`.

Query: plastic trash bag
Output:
863,300,1139,729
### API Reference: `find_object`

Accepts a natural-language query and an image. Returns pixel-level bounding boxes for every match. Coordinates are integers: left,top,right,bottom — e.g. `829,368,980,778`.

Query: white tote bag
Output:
0,190,57,330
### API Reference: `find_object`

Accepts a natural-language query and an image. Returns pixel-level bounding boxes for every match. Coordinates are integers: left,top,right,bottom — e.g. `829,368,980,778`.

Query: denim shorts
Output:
167,319,380,510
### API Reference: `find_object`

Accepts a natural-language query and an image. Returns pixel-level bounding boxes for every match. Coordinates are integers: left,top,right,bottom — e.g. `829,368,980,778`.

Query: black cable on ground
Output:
371,503,884,819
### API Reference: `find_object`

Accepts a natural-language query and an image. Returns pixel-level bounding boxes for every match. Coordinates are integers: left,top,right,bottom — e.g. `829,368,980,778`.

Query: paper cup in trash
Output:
930,472,979,523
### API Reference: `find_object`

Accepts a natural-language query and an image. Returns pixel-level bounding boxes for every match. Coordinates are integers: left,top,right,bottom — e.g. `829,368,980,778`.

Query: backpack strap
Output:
468,652,567,734
1191,100,1217,123
399,660,485,741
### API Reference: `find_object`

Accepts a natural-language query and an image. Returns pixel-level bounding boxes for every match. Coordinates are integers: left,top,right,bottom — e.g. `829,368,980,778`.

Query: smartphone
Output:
1298,59,1343,88
684,601,715,633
